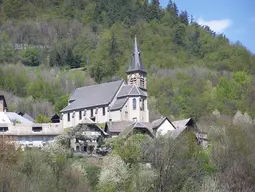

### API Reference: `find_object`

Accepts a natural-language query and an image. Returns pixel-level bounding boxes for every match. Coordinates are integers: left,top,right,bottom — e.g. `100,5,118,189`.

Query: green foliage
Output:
86,165,101,190
35,114,51,123
0,32,15,63
107,134,151,165
54,95,69,113
19,48,40,66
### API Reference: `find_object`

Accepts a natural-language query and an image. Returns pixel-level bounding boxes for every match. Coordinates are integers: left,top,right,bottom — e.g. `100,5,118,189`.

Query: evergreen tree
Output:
166,0,178,16
179,10,189,25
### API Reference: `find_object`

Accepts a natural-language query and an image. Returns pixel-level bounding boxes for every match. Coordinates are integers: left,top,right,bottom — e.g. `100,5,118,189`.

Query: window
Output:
67,113,70,122
32,127,42,132
79,111,82,120
91,109,93,117
0,127,8,132
141,99,145,111
103,107,106,116
140,78,144,88
133,98,137,110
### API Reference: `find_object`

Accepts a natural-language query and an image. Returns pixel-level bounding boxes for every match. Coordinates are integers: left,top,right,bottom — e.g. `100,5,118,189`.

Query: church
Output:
60,37,207,146
60,36,150,128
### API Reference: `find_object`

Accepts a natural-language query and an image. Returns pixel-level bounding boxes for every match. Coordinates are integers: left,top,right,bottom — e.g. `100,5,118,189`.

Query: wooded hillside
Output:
0,0,255,120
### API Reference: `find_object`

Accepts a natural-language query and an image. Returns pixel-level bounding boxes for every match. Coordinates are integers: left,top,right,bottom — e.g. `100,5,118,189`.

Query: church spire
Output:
126,36,147,74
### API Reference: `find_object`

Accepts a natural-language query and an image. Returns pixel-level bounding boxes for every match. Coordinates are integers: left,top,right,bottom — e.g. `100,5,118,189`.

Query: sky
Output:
160,0,255,54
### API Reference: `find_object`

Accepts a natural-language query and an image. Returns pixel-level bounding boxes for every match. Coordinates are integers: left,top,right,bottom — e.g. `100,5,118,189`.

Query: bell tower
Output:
126,36,147,90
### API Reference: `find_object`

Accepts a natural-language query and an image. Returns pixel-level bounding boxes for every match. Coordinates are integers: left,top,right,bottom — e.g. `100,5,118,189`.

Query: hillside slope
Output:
0,0,255,120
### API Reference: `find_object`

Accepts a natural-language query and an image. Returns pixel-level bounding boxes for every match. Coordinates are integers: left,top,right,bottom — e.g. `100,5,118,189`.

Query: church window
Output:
141,99,145,111
67,113,70,122
91,109,93,117
103,107,105,116
133,98,137,110
79,111,82,120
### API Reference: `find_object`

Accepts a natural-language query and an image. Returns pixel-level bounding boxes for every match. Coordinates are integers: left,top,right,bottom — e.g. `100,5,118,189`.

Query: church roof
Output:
126,36,147,74
110,97,128,111
117,85,147,98
61,80,124,112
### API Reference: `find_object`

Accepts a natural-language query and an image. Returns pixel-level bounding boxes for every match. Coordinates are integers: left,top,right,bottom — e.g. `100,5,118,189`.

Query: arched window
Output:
133,98,137,110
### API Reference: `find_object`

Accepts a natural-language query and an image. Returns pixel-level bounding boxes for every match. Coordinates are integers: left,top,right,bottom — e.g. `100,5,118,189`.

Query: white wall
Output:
62,106,110,128
109,110,121,122
17,135,56,147
156,119,175,136
126,97,140,122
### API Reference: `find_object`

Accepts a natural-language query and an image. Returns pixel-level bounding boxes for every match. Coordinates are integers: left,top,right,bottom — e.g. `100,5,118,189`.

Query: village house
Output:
0,95,63,149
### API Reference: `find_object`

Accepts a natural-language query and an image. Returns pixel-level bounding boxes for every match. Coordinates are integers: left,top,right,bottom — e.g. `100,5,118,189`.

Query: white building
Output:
60,36,149,128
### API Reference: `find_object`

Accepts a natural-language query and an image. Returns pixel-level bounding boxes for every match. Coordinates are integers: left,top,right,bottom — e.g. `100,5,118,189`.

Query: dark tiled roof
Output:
105,120,154,137
126,36,147,74
61,80,124,112
110,98,128,111
23,113,35,122
169,118,195,139
117,85,133,97
105,121,133,133
117,85,147,98
151,117,165,129
119,121,154,138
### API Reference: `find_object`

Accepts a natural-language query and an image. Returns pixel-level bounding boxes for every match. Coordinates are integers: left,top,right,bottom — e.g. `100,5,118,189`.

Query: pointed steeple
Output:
126,36,147,74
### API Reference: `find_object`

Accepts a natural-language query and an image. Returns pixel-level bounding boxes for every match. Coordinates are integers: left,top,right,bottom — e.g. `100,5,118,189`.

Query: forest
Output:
0,0,255,191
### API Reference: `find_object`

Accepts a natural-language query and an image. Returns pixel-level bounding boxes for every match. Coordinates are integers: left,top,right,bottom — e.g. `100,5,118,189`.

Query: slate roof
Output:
61,80,124,112
151,117,165,129
117,85,147,98
118,121,154,138
170,118,195,139
105,121,132,133
22,113,35,122
151,117,176,130
105,120,154,137
0,112,33,124
172,118,192,129
126,36,147,74
110,97,128,111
